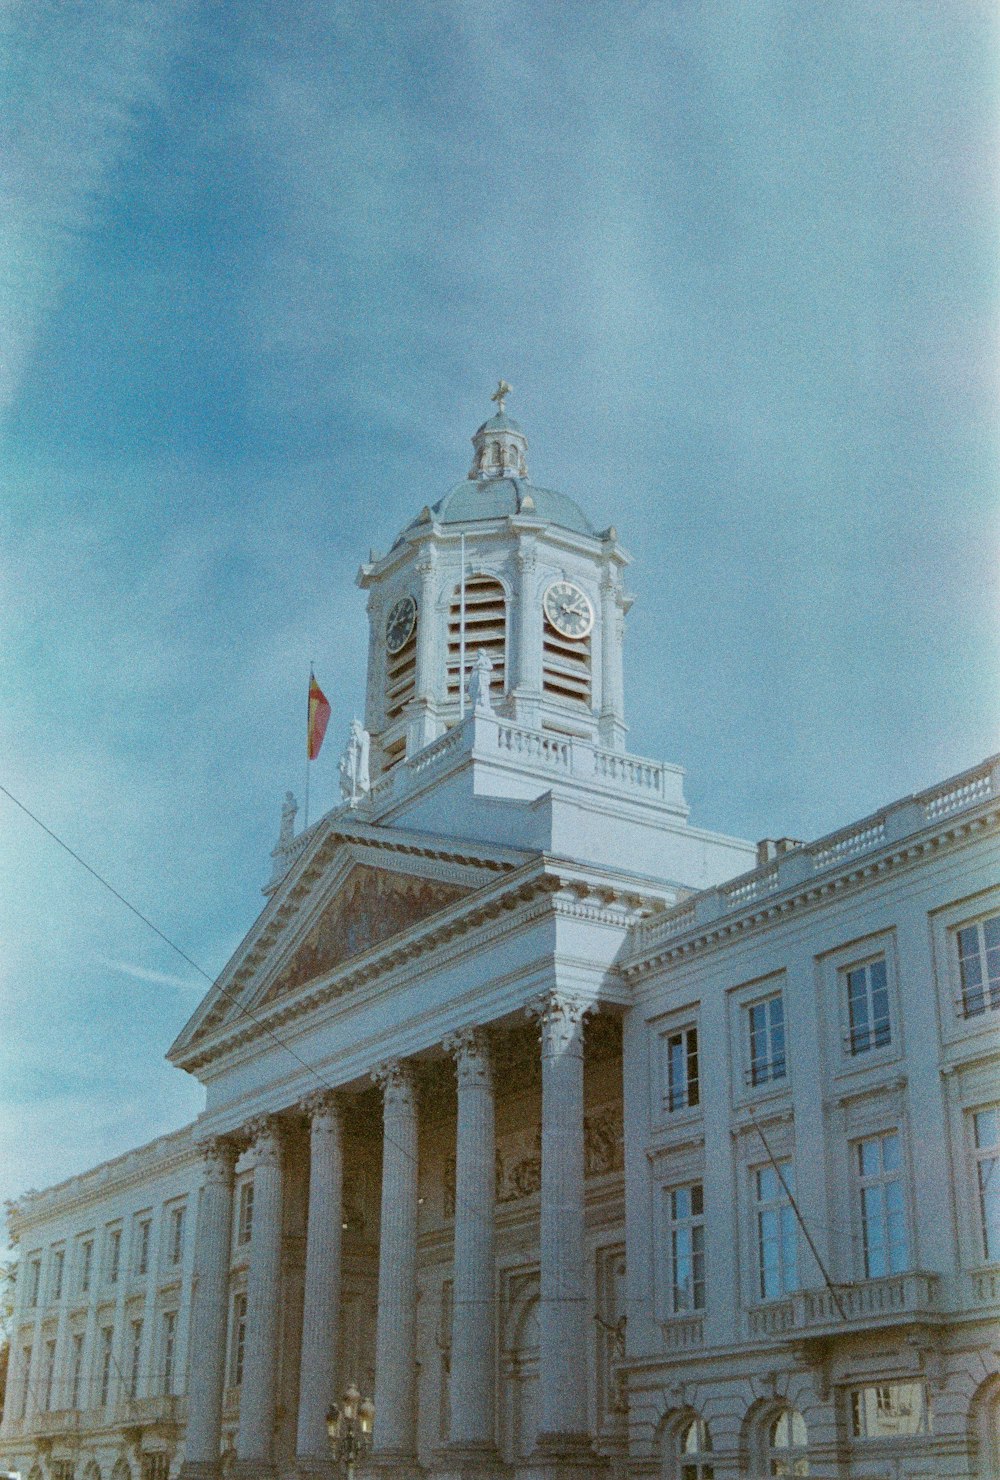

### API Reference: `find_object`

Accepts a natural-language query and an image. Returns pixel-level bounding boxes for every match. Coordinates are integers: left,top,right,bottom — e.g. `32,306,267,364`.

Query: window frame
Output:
663,1181,706,1316
849,1380,932,1440
753,1159,799,1301
971,1104,1000,1264
844,955,892,1056
237,1178,255,1247
956,910,1000,1018
167,1204,186,1267
69,1331,85,1410
229,1290,248,1387
747,991,788,1088
853,1128,910,1279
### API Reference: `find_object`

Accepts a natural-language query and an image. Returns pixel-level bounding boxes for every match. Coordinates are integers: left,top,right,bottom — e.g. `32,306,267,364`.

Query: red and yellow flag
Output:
307,673,331,760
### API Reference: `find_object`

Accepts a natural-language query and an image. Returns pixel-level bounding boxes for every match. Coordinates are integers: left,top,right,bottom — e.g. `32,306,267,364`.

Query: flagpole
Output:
459,531,467,720
304,664,313,830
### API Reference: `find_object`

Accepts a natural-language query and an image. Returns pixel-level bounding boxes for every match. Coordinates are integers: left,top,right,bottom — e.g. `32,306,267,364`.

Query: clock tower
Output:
357,388,631,779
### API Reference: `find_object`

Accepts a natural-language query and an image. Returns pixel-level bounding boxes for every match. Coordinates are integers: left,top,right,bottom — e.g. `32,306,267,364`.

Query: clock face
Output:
385,594,418,654
543,579,594,640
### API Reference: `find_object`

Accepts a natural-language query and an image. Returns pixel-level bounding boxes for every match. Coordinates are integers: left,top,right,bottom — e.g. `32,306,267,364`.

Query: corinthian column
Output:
181,1137,239,1480
533,993,593,1459
296,1092,344,1473
236,1117,285,1480
371,1060,419,1469
442,1029,497,1465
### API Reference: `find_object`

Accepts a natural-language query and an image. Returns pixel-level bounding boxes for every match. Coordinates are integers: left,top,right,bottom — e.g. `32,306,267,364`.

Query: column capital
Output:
528,991,592,1055
298,1088,343,1125
371,1058,416,1103
195,1136,240,1183
243,1114,284,1166
442,1026,493,1084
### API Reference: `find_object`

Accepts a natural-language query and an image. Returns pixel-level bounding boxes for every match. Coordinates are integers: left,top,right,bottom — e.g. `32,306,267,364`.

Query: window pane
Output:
882,1133,901,1173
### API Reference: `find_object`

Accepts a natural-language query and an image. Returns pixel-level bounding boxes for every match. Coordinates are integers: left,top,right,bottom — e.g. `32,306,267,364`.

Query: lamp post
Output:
325,1384,374,1480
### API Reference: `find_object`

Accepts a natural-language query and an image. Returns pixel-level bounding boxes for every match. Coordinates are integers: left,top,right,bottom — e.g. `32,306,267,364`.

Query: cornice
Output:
624,800,1000,979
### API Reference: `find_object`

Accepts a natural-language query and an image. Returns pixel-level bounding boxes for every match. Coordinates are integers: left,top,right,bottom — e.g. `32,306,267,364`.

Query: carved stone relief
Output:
261,866,469,1002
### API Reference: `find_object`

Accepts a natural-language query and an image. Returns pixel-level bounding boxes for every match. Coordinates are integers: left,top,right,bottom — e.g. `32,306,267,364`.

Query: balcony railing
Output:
968,1266,1000,1306
114,1395,186,1428
661,1315,704,1350
747,1271,940,1343
30,1410,79,1439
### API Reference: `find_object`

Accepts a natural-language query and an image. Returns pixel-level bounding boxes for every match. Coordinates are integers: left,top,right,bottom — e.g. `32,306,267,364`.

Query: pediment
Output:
258,864,469,1007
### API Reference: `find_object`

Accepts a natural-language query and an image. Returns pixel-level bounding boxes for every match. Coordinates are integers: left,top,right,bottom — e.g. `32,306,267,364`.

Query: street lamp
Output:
325,1384,374,1480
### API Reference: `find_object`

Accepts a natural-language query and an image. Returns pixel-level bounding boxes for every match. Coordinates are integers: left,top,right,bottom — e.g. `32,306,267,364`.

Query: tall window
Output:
19,1345,32,1420
80,1239,93,1294
856,1131,908,1277
749,994,787,1086
99,1327,114,1406
135,1218,152,1276
447,576,507,702
107,1228,121,1284
851,1382,931,1438
42,1339,56,1411
846,958,891,1054
229,1293,248,1387
973,1107,1000,1261
128,1319,143,1400
237,1180,255,1245
666,1184,705,1314
27,1257,41,1307
161,1310,177,1396
168,1206,186,1266
52,1249,65,1301
665,1027,700,1112
70,1333,85,1409
958,914,1000,1016
755,1163,798,1299
769,1409,809,1474
678,1416,714,1480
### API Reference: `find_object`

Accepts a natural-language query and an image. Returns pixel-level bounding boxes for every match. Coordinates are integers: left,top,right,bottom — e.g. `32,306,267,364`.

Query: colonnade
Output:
180,994,597,1480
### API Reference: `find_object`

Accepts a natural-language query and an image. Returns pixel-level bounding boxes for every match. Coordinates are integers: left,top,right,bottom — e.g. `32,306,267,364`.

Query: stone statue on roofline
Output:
339,717,371,805
278,790,298,848
467,648,494,715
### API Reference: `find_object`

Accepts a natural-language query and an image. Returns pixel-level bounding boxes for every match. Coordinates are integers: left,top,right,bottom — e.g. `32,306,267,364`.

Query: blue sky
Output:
2,1,998,1215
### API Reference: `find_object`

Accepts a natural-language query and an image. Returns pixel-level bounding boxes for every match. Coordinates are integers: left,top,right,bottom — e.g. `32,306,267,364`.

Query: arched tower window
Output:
768,1408,809,1475
448,576,506,702
542,615,592,708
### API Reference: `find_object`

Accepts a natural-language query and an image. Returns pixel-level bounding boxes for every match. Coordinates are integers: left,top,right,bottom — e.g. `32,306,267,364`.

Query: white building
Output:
2,399,998,1480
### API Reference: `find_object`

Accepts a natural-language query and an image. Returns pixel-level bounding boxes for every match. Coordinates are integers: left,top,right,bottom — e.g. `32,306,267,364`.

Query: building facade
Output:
2,403,998,1480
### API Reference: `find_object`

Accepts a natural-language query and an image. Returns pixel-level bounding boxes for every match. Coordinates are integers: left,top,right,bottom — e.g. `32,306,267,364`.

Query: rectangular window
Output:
748,994,787,1086
851,1382,931,1438
161,1310,177,1396
755,1162,798,1299
135,1219,152,1276
958,913,1000,1016
52,1249,65,1301
973,1107,1000,1262
230,1292,248,1386
857,1131,909,1277
665,1027,700,1112
70,1333,85,1409
27,1257,41,1307
237,1181,254,1245
666,1184,705,1313
19,1346,32,1420
129,1319,143,1400
107,1229,121,1285
80,1239,93,1294
168,1206,185,1266
99,1327,114,1407
846,958,891,1054
43,1338,56,1411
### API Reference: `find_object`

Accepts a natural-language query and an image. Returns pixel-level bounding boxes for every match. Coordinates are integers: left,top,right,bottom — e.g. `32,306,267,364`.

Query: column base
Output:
179,1464,223,1480
519,1433,606,1480
232,1461,277,1480
431,1441,508,1479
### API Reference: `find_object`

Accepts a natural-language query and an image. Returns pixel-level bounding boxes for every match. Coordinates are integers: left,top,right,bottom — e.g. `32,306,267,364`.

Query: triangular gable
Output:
168,814,531,1067
258,864,468,1006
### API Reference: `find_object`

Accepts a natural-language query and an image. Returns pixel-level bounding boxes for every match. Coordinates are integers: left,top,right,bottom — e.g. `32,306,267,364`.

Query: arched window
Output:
448,576,506,703
769,1408,809,1475
678,1416,713,1480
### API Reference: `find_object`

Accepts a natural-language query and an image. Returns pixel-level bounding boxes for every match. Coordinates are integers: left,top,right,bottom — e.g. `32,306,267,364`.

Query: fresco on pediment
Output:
261,865,469,1003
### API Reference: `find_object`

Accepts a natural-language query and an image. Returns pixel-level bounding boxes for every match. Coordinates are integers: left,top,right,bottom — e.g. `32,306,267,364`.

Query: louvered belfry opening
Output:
384,623,417,727
447,576,507,701
543,619,592,706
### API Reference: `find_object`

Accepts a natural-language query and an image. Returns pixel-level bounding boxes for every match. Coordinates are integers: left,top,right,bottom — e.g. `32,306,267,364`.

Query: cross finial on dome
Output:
491,379,512,414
